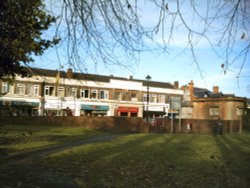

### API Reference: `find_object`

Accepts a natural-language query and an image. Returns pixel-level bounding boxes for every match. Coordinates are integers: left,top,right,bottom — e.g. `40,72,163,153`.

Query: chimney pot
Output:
174,81,179,89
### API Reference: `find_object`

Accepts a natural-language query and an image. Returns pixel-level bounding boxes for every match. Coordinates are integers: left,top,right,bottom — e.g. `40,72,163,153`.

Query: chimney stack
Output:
174,81,179,89
67,68,73,78
213,86,219,93
189,80,194,101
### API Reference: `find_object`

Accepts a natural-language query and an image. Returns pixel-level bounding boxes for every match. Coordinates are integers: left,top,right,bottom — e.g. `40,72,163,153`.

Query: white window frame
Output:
80,89,89,98
209,108,220,116
67,87,76,97
45,86,55,96
27,84,39,96
99,90,109,100
159,94,166,103
91,89,98,99
17,83,25,95
150,94,157,103
58,87,65,97
2,82,10,94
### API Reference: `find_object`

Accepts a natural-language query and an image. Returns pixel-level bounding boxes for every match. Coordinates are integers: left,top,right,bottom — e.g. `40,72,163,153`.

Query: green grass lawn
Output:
1,125,250,187
0,124,105,156
41,133,250,188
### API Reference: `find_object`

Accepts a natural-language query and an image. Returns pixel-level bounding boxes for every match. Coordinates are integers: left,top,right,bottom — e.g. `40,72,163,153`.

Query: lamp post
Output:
145,75,151,122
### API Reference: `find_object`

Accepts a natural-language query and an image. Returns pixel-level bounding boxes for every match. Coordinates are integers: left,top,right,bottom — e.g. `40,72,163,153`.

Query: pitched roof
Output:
28,68,176,89
193,87,212,98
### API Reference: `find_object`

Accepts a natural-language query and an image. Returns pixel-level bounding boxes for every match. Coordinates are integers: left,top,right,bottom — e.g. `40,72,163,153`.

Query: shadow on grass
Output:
213,134,250,188
42,134,226,187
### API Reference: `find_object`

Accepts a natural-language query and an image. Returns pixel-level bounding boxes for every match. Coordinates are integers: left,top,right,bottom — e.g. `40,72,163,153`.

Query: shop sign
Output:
81,105,109,111
11,101,39,107
117,106,138,113
148,106,164,112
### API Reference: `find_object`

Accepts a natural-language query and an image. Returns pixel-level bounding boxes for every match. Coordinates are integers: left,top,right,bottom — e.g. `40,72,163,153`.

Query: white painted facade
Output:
0,68,183,118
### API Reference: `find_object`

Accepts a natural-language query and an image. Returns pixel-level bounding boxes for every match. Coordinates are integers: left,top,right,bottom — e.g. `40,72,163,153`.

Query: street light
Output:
145,75,151,122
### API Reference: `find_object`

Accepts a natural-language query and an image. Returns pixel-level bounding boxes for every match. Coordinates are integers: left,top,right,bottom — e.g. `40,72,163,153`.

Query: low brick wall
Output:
1,116,244,134
1,116,150,133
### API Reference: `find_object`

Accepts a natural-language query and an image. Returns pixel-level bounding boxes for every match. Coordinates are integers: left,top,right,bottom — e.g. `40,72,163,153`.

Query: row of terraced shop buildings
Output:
0,68,248,126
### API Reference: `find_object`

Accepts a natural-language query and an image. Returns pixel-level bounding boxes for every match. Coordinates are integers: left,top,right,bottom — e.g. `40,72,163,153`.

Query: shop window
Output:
17,83,25,95
45,86,55,96
131,113,137,117
80,89,89,98
120,112,128,116
91,89,98,99
66,87,76,97
100,90,108,100
28,84,39,96
209,108,220,116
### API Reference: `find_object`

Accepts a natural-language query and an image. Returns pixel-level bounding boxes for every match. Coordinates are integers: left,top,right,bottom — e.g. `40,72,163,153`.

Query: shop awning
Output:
117,106,139,113
0,100,39,107
81,105,109,111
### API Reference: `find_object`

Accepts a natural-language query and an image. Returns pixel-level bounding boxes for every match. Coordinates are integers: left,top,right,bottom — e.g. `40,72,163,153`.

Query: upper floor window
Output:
114,91,123,101
209,108,220,116
151,94,157,103
27,84,39,96
100,90,109,100
45,86,55,96
66,87,76,97
2,82,13,94
17,83,25,95
131,92,138,102
236,108,243,116
58,87,65,97
80,89,89,98
91,89,98,99
159,94,166,103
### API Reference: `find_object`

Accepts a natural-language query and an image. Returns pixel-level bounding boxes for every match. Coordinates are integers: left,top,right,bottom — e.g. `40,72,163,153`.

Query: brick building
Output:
181,80,246,121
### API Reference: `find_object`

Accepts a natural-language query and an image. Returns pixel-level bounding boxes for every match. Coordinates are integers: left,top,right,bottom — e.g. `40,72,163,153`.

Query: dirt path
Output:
0,133,125,188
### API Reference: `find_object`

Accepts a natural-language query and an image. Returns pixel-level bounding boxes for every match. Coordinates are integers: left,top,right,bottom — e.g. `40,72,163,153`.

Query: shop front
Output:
115,106,139,117
143,106,167,121
0,100,39,116
81,104,109,116
44,100,76,116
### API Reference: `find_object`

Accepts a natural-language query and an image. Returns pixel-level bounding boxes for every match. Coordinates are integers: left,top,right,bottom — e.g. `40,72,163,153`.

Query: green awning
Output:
0,100,39,107
81,105,109,111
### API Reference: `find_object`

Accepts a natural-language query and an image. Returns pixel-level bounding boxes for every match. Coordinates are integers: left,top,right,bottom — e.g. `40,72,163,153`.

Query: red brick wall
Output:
1,116,244,134
192,100,245,120
1,116,150,133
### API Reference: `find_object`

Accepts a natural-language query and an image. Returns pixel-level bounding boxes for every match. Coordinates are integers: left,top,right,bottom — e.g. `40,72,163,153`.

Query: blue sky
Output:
32,1,250,98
